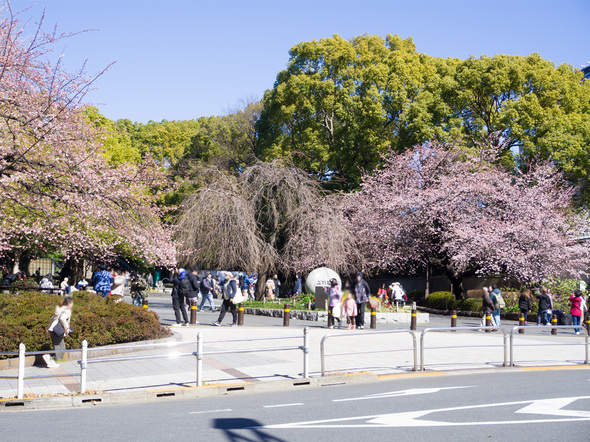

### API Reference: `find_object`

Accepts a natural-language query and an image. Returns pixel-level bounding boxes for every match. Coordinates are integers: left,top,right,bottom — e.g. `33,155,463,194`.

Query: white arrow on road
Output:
261,396,590,428
333,386,475,402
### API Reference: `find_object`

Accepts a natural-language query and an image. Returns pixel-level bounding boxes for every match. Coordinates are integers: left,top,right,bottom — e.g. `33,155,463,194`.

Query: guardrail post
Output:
142,298,148,309
80,340,88,394
320,335,327,376
190,298,198,325
585,313,590,335
420,330,426,371
551,312,558,335
370,307,377,329
450,310,457,330
17,343,25,399
238,303,244,326
485,315,491,332
283,304,290,327
410,304,417,331
196,332,203,387
518,314,525,334
302,327,309,378
510,330,514,366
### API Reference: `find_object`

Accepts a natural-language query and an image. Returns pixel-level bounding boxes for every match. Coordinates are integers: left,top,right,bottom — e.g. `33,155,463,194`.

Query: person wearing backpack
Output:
490,285,504,327
130,272,149,307
213,272,240,326
171,268,189,326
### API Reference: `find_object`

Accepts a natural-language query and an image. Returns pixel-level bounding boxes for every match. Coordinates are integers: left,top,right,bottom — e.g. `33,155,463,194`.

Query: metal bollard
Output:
518,313,525,334
302,327,309,378
450,310,457,330
370,307,377,329
283,303,290,327
190,298,198,325
485,315,491,332
327,306,333,328
142,299,148,309
195,332,203,387
586,313,590,335
551,312,558,335
238,303,244,326
410,307,417,331
17,343,25,399
80,340,88,394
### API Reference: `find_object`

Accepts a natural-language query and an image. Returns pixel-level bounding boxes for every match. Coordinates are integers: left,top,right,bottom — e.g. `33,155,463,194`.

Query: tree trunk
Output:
255,272,268,301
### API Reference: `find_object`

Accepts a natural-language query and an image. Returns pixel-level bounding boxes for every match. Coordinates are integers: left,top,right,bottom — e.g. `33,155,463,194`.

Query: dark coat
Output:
482,292,495,315
518,295,531,312
536,293,552,311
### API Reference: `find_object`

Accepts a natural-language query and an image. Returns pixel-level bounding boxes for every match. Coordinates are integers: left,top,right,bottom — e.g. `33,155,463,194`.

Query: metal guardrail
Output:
509,325,589,366
195,328,309,387
420,326,507,371
320,329,418,376
0,344,83,399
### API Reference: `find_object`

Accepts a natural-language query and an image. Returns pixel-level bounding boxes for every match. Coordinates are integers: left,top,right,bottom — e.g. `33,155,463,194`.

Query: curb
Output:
3,365,588,411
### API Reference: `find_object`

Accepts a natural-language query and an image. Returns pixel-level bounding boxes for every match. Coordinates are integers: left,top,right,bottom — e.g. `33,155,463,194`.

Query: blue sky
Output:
8,0,589,123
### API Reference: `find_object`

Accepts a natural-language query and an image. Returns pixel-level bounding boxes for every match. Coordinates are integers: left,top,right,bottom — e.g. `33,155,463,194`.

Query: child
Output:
326,278,342,329
377,284,388,304
343,292,358,330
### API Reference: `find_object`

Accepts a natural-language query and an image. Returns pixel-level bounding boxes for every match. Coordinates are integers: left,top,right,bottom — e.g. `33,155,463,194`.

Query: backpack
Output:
497,295,506,309
179,277,191,297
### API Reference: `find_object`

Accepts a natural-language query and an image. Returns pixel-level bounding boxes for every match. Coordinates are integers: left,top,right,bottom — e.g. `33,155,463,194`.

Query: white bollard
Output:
17,343,25,399
303,327,309,378
80,340,88,394
196,332,203,387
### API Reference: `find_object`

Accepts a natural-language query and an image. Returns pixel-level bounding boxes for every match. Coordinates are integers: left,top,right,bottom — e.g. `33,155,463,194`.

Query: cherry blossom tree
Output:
347,139,590,297
0,4,175,272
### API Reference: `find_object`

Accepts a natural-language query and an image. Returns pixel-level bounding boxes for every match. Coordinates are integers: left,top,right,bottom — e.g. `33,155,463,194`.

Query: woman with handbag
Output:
44,297,73,367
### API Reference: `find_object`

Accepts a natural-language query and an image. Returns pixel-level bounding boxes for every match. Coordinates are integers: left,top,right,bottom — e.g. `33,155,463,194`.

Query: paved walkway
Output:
1,316,587,399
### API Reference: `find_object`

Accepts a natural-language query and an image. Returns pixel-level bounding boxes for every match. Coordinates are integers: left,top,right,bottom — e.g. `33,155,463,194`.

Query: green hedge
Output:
0,291,171,356
424,291,455,309
425,291,483,312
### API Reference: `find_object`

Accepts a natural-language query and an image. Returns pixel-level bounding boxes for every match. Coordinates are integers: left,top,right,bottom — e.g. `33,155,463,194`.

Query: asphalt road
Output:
2,369,589,441
142,293,524,330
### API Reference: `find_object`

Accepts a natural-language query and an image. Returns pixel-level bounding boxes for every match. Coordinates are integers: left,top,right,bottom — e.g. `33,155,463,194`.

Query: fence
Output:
320,329,418,376
0,344,83,399
1,328,309,399
420,326,507,371
509,325,589,366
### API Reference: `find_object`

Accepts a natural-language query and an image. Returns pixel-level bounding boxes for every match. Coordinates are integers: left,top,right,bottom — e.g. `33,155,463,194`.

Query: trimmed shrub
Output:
453,298,482,312
406,290,424,302
424,291,455,310
0,291,171,356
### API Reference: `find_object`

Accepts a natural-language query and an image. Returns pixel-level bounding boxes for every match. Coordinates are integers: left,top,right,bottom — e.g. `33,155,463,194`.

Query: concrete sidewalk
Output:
0,321,587,401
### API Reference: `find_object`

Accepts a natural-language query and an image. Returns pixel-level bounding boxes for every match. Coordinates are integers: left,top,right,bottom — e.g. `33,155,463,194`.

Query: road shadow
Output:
213,418,286,442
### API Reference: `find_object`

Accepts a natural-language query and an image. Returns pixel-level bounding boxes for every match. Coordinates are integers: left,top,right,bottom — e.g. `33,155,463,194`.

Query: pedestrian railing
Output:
320,329,418,376
509,325,589,366
1,328,310,399
420,326,507,371
0,344,83,399
195,328,309,386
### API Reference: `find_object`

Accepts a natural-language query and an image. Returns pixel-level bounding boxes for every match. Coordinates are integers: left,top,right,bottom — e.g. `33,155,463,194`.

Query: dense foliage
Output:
0,292,171,355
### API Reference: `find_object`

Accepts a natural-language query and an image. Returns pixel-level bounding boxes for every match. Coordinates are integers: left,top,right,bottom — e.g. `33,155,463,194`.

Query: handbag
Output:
233,289,244,304
332,304,342,318
52,319,66,338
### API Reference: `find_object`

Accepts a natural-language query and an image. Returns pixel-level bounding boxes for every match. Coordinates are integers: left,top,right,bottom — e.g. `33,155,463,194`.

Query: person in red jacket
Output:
569,290,585,335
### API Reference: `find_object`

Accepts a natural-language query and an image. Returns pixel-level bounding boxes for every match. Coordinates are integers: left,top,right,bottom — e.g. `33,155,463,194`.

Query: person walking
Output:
186,268,201,308
93,264,113,298
199,272,216,312
518,289,532,325
535,288,552,325
130,272,149,307
343,292,358,330
490,286,504,326
272,274,281,298
569,290,584,335
240,273,251,303
292,275,303,299
213,272,240,326
44,296,73,367
481,287,496,328
326,278,343,329
171,268,189,326
352,272,370,329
